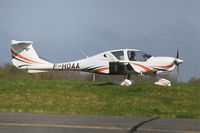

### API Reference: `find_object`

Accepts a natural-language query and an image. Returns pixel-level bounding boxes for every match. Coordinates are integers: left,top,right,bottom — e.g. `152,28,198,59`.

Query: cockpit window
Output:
111,51,124,60
127,51,152,61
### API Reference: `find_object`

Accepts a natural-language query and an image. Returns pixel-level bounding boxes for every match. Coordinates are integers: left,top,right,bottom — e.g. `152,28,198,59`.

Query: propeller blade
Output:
177,64,180,82
176,48,179,59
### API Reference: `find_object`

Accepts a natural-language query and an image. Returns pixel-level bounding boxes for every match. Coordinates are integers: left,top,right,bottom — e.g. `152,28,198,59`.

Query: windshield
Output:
127,51,152,61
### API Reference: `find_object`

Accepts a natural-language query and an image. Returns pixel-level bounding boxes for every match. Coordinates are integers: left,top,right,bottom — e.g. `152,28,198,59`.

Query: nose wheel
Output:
154,78,171,87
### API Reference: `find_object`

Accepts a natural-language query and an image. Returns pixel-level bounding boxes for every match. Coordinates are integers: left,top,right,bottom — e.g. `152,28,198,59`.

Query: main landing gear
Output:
120,74,134,86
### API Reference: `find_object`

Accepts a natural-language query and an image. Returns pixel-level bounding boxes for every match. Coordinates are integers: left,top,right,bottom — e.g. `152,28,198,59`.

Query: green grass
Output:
0,79,199,119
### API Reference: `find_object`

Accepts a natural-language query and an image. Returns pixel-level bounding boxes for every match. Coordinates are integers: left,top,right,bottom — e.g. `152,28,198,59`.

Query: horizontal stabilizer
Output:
28,70,49,73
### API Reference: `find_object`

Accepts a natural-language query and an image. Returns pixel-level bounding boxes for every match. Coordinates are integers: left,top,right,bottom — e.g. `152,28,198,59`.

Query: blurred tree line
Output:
0,63,199,84
0,63,122,82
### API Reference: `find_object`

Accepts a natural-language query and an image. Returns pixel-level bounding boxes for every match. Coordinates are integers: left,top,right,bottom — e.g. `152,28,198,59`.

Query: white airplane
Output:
11,40,183,86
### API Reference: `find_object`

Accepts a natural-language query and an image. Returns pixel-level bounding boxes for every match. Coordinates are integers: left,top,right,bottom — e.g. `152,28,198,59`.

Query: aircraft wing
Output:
128,62,153,74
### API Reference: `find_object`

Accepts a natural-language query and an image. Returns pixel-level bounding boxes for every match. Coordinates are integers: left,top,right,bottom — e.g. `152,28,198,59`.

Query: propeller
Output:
174,49,183,82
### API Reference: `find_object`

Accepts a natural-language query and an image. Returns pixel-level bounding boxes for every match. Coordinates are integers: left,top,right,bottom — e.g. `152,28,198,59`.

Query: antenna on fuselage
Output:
80,49,89,58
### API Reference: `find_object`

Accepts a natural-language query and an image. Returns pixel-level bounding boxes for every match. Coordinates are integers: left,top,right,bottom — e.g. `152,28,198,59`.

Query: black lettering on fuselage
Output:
76,63,80,69
54,63,80,70
66,64,71,69
71,63,75,69
61,64,64,69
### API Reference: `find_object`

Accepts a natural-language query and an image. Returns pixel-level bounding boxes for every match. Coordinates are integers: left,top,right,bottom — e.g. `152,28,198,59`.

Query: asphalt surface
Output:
0,113,199,133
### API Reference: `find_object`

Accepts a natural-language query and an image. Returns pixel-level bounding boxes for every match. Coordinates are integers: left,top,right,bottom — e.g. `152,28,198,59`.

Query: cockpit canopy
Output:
127,50,152,61
110,50,152,62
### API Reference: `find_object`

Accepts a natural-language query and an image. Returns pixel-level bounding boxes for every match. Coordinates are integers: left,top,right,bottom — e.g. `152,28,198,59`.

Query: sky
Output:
0,0,200,81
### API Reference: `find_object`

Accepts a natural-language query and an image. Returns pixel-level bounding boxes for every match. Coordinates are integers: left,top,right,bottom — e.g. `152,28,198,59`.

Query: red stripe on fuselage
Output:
95,67,109,73
131,63,153,72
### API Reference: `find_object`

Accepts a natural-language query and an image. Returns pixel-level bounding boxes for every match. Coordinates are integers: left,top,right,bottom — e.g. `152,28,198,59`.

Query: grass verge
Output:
0,79,199,118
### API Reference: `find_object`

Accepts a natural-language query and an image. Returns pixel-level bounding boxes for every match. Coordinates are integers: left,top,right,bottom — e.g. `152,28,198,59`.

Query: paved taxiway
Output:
0,113,199,133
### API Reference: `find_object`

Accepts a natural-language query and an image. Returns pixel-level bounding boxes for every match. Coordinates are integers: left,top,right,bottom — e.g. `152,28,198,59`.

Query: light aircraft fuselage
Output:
11,40,183,86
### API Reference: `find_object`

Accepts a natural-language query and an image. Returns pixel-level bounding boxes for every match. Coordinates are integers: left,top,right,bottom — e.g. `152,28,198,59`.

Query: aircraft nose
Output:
174,58,183,65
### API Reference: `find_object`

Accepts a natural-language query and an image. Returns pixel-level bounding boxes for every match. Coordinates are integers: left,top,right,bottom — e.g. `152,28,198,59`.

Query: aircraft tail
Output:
11,40,51,69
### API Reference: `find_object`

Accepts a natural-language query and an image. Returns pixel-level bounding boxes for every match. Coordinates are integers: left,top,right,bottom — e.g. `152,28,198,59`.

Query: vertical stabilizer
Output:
11,40,51,69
